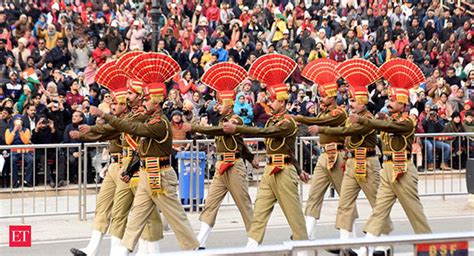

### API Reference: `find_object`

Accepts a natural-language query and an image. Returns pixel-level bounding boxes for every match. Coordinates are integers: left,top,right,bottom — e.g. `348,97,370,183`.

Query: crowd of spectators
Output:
0,0,473,188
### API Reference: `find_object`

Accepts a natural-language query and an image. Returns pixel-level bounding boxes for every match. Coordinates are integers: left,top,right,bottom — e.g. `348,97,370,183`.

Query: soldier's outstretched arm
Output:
294,109,346,126
192,116,244,136
103,114,167,140
358,117,414,133
89,123,119,136
234,119,295,138
80,130,120,142
319,122,373,136
191,125,227,136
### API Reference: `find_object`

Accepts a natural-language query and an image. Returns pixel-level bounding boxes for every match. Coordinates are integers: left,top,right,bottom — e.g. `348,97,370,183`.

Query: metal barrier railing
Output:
159,232,474,256
1,133,472,220
0,143,82,222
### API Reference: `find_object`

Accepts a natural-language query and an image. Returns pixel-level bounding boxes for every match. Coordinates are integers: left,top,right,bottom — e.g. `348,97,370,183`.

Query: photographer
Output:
421,105,451,171
32,115,63,187
308,42,328,61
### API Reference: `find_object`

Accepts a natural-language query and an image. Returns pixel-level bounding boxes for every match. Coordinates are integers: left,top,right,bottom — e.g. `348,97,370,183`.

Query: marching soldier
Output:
223,54,308,247
70,74,130,256
70,61,162,256
90,54,200,255
295,59,357,240
183,63,256,249
91,82,200,255
350,59,431,255
307,59,394,245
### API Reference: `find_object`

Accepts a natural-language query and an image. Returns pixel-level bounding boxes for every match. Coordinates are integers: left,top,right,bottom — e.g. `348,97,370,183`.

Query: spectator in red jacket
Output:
329,41,346,62
206,0,220,30
66,80,84,106
91,39,111,68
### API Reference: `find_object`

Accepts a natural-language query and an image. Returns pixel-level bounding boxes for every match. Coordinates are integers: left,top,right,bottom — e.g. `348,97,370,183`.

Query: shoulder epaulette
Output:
331,107,345,117
148,115,162,124
230,115,243,124
364,111,374,119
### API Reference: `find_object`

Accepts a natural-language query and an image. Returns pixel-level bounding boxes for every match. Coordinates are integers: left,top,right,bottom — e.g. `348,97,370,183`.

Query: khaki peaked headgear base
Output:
127,79,144,95
145,83,167,103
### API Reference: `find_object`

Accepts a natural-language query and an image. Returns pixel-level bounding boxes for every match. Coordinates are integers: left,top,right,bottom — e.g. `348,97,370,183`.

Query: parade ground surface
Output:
1,181,473,255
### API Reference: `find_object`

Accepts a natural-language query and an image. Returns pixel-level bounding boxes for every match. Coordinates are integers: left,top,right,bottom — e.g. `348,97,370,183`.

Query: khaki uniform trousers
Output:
248,164,307,244
336,157,393,234
305,153,358,221
364,161,432,236
121,167,199,251
200,159,253,231
109,158,163,242
92,162,120,233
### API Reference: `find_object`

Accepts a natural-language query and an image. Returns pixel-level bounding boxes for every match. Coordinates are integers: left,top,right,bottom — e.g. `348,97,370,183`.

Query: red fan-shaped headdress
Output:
249,54,296,101
127,53,181,102
95,60,128,104
378,58,425,104
336,59,379,104
302,58,339,97
201,62,248,105
116,51,146,95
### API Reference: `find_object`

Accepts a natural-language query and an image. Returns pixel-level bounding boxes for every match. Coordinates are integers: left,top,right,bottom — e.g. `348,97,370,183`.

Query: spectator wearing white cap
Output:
38,24,65,50
189,5,205,30
126,20,145,51
314,29,331,51
11,37,31,70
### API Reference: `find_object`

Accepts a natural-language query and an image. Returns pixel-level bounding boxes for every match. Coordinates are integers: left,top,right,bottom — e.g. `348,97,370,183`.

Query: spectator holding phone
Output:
422,105,451,171
33,115,63,187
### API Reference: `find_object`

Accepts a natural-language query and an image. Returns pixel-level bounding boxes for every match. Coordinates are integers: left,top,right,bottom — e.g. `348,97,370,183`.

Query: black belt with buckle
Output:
383,154,412,161
266,155,292,164
111,154,122,163
321,144,344,152
217,152,241,161
140,158,171,168
346,149,377,158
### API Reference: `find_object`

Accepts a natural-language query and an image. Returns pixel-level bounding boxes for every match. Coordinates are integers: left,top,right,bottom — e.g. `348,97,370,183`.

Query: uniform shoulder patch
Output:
230,115,243,124
148,115,162,124
364,111,374,119
132,111,144,118
276,119,290,126
331,107,345,117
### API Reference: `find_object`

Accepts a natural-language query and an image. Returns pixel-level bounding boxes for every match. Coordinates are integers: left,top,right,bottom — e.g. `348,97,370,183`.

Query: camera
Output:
429,105,438,117
240,108,248,116
42,118,48,125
